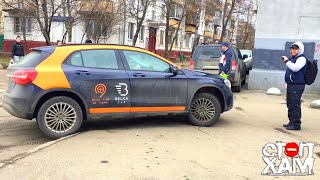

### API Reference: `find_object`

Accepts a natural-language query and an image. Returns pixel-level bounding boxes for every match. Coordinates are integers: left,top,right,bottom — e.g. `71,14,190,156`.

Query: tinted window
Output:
193,46,221,61
123,51,171,72
68,52,83,66
66,50,118,69
240,50,252,57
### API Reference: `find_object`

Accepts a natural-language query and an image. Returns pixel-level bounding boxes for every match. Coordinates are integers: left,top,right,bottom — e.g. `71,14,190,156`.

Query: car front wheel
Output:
37,96,83,139
188,93,222,127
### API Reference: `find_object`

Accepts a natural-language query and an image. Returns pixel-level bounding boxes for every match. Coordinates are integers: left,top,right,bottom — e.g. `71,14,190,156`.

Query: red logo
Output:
285,142,299,157
95,84,107,98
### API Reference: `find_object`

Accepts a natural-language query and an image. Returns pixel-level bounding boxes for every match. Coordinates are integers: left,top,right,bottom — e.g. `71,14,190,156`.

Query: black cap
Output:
290,44,299,49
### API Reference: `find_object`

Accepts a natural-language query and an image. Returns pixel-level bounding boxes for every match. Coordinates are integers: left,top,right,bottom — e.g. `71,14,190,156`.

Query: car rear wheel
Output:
37,96,83,139
188,93,221,126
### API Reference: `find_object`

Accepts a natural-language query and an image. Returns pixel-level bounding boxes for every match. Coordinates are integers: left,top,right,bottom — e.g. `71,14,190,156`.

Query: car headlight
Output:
224,79,231,89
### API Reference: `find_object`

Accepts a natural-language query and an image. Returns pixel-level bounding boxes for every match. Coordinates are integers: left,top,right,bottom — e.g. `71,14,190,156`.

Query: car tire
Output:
188,93,222,127
37,96,83,139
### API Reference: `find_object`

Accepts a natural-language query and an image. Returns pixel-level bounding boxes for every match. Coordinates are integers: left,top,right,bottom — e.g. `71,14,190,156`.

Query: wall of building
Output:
249,0,320,94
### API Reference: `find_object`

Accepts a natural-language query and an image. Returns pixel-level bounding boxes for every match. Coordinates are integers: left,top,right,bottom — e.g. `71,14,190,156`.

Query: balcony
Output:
205,14,213,23
185,25,196,33
204,31,213,38
213,34,220,40
79,1,113,13
169,18,181,29
173,0,184,5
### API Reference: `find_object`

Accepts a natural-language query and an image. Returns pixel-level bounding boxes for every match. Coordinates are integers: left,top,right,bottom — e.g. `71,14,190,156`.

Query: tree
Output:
219,0,242,43
161,0,188,59
79,0,123,43
3,0,65,45
236,0,256,49
125,0,152,46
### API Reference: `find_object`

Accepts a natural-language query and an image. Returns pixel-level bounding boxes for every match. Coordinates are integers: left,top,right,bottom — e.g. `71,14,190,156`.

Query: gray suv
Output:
190,44,246,92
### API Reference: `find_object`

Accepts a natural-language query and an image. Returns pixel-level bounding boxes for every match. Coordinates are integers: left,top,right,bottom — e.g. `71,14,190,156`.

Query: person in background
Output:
85,36,93,43
219,42,232,75
11,36,24,62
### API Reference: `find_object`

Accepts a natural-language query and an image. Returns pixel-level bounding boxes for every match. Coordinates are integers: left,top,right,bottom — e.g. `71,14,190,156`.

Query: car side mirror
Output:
172,66,179,76
243,54,248,59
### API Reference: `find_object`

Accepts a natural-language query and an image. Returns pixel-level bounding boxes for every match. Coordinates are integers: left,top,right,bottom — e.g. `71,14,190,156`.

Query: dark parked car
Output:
190,44,247,92
3,44,233,139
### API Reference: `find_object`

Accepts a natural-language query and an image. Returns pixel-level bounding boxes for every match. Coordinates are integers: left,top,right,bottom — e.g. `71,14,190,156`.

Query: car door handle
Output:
132,73,145,77
75,70,90,75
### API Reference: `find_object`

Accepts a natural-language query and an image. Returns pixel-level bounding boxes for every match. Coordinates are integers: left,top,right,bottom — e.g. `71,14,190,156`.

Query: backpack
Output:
305,59,318,85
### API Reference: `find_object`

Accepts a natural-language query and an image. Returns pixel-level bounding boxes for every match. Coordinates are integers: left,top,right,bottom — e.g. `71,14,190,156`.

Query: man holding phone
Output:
282,41,307,130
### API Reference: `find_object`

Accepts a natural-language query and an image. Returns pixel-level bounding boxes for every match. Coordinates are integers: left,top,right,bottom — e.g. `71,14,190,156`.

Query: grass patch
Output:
0,57,10,65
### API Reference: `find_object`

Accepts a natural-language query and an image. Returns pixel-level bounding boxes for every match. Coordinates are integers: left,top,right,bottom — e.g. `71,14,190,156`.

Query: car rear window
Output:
193,46,221,61
13,50,53,67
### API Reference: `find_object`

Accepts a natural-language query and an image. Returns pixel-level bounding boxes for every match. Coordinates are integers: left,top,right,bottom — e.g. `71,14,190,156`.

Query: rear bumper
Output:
2,92,34,120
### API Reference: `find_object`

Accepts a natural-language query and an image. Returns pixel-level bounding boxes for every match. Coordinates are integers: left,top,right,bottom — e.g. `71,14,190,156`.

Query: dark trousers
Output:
286,84,305,127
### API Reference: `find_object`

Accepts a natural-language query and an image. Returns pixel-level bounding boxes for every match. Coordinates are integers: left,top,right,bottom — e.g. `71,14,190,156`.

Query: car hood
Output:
182,68,223,80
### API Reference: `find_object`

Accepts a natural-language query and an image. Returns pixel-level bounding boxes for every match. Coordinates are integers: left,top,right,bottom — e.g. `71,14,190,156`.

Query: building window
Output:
128,23,134,40
175,35,179,47
185,34,190,48
139,26,144,41
14,17,32,34
130,0,135,7
160,30,164,45
170,5,183,19
86,19,107,37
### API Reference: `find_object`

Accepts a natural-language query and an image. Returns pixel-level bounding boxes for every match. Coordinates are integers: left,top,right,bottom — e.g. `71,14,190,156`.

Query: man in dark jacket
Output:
11,36,24,62
219,42,232,75
85,36,93,43
282,41,307,130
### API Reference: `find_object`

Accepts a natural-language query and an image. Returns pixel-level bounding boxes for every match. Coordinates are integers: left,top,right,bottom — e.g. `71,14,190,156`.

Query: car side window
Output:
81,50,118,69
67,52,83,66
123,51,171,72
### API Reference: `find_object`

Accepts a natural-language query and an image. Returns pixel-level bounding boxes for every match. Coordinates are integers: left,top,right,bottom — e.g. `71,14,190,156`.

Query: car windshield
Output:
193,46,221,61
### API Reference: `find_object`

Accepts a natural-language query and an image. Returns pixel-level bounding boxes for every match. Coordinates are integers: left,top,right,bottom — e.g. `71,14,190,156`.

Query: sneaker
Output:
285,125,301,130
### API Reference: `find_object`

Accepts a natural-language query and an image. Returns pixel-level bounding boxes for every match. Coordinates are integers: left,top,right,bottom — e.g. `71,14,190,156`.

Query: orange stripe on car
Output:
89,106,186,114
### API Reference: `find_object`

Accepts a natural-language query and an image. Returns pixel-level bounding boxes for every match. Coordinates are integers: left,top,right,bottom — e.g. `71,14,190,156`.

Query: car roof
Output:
34,44,175,66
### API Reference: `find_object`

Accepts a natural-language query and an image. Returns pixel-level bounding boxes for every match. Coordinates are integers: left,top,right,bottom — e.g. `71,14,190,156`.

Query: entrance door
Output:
148,27,157,53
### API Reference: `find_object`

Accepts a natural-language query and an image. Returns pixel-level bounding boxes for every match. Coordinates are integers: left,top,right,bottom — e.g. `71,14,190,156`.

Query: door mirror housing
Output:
172,66,179,76
243,54,248,59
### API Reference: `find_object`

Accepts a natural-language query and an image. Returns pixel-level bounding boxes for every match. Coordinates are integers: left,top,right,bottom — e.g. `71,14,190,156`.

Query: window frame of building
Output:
128,22,134,40
170,4,183,19
14,17,32,34
139,26,144,41
160,30,164,45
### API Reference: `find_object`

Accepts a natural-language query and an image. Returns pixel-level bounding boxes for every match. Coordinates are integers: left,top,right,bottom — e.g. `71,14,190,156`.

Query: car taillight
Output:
190,60,194,70
11,70,38,85
232,60,237,71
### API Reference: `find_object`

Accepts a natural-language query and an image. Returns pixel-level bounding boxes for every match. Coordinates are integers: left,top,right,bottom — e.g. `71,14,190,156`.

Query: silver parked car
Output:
190,44,246,92
240,49,253,72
